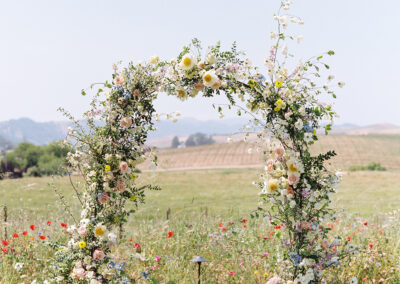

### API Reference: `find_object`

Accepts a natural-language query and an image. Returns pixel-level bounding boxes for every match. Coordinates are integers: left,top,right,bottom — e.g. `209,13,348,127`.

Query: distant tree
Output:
185,133,215,147
185,135,196,147
171,136,180,148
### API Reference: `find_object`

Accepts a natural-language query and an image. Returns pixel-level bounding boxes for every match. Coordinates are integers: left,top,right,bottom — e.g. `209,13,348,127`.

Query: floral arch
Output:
55,3,349,283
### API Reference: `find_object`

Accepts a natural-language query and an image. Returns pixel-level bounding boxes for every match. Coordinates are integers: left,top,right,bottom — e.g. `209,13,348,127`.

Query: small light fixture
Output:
190,256,208,284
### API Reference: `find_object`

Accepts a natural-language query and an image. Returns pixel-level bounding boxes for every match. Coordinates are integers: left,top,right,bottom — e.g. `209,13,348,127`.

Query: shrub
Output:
349,162,387,172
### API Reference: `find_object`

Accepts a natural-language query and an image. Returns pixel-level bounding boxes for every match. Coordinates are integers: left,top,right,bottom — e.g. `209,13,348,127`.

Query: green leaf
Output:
327,50,335,56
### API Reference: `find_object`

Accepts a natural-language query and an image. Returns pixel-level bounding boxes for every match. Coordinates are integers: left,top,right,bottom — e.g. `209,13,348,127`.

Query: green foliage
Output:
349,162,387,172
1,141,69,177
185,133,215,147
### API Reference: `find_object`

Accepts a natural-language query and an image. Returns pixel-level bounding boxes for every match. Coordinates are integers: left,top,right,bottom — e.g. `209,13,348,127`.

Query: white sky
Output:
0,0,399,125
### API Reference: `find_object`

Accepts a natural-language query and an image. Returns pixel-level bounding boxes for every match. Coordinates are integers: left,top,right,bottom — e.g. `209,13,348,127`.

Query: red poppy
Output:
229,271,236,276
218,222,223,227
2,240,8,246
47,221,51,226
229,222,234,225
133,243,141,249
347,236,351,242
30,224,35,231
61,223,68,228
167,231,174,238
13,233,19,238
241,218,248,223
221,228,227,232
129,238,133,242
1,247,8,253
243,225,247,229
363,222,368,226
362,278,367,282
22,231,28,236
39,235,46,240
368,243,373,249
274,225,281,230
332,247,337,252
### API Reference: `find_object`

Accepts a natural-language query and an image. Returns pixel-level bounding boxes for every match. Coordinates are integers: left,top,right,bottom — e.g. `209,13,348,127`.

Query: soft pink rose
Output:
78,226,87,236
119,161,130,174
211,79,221,90
93,249,105,260
266,276,281,284
98,192,109,204
120,117,133,129
266,159,275,172
274,146,284,158
194,81,204,91
113,75,125,86
321,239,329,250
72,267,86,279
288,173,300,186
114,180,126,192
197,61,205,69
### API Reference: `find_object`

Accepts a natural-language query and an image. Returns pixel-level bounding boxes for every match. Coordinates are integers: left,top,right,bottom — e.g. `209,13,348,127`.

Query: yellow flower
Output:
254,270,259,275
268,179,279,192
274,106,281,112
313,129,317,136
79,241,86,249
275,80,283,88
131,173,138,181
264,271,269,277
248,80,256,88
130,195,136,201
105,165,111,172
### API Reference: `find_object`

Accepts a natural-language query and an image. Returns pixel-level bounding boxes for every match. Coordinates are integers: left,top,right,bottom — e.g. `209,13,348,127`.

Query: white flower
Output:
14,262,24,271
350,277,358,284
289,200,296,208
295,119,303,130
149,55,159,65
297,35,303,44
267,179,279,192
179,54,197,70
338,81,345,88
202,70,218,87
206,53,216,65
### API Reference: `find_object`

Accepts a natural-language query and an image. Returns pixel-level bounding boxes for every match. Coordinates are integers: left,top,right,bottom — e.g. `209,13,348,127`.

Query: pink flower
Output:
229,271,236,276
119,161,130,174
113,75,125,86
288,173,300,186
266,276,281,284
78,226,87,237
72,267,86,279
266,159,275,172
119,117,133,129
274,146,284,158
93,249,105,260
114,180,126,192
155,256,161,262
262,252,269,257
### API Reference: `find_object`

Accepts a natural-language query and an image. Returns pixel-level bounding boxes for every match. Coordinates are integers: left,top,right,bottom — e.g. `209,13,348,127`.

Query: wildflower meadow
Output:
1,1,400,283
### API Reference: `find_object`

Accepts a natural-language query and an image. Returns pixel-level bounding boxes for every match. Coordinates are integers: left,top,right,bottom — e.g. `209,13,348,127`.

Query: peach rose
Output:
286,187,294,196
113,75,125,86
120,117,133,129
211,79,221,90
98,192,109,204
119,161,130,174
93,249,105,260
194,81,204,91
288,173,300,186
114,180,126,192
274,146,284,158
72,267,86,279
134,89,140,97
78,226,87,237
266,159,274,172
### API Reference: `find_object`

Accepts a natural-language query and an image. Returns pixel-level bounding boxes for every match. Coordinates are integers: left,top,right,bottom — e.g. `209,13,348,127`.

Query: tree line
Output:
0,141,69,178
171,132,215,148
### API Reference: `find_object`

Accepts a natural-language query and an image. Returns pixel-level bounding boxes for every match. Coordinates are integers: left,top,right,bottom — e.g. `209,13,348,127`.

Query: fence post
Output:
3,205,7,239
166,208,171,220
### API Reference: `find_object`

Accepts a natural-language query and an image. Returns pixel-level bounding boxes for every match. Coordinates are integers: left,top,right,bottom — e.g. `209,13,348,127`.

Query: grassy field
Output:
1,169,400,282
142,135,400,171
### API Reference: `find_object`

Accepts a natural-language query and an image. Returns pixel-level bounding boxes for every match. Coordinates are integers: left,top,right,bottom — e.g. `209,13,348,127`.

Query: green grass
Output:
1,169,400,283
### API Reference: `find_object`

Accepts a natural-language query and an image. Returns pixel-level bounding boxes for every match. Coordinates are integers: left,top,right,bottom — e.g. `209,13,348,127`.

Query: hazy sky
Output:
1,0,399,125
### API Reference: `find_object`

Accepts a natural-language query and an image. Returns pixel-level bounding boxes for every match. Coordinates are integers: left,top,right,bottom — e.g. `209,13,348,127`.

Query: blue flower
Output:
141,271,149,280
289,253,302,266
